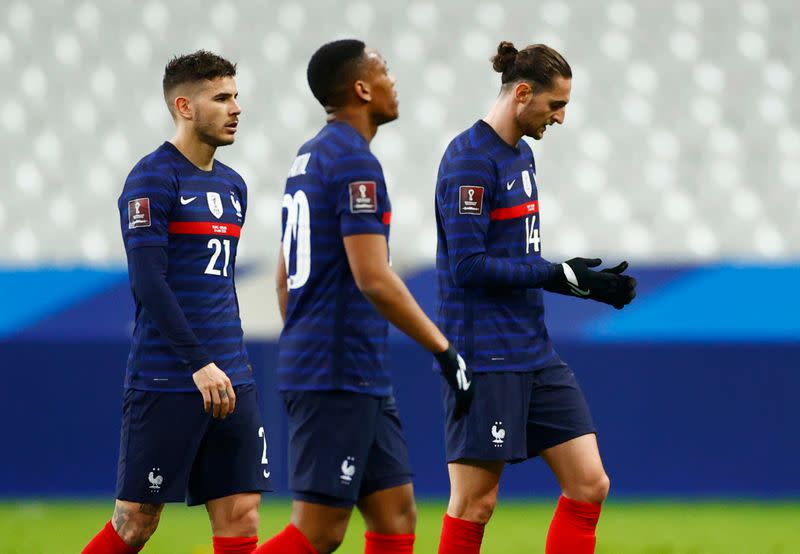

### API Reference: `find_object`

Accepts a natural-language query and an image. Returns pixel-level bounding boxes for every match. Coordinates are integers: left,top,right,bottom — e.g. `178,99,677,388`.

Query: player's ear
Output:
514,82,533,104
173,95,193,120
354,80,372,103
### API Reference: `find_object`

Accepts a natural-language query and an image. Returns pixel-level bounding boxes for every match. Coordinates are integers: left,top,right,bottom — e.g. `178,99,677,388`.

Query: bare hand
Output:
192,363,236,419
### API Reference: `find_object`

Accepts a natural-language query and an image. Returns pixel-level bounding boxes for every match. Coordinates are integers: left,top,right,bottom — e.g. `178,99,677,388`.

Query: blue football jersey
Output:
278,121,392,396
118,142,253,391
435,120,561,373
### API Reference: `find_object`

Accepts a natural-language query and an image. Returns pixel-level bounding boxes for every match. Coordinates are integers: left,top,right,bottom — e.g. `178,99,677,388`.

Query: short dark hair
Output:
307,39,367,107
162,50,237,105
492,41,571,90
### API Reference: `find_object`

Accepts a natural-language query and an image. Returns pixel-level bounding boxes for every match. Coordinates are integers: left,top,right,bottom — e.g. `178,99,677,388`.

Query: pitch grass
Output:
1,499,798,553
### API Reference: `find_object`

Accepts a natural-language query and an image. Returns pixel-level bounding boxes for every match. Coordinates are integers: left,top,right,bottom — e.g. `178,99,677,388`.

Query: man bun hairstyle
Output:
307,39,367,107
162,50,237,95
491,41,572,90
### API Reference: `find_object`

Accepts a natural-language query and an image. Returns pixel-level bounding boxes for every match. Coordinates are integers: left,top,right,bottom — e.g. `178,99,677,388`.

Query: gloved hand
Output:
435,344,475,420
546,258,636,309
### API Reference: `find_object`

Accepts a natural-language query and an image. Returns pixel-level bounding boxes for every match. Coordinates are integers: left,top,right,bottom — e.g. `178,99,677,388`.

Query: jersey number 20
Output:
282,190,311,290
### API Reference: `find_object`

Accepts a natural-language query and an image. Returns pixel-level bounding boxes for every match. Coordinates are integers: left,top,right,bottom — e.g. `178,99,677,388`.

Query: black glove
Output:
593,261,637,309
545,258,636,310
435,344,474,420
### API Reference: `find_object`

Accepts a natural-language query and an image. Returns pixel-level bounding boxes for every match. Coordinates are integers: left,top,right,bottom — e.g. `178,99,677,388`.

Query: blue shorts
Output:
442,364,596,463
282,390,413,508
116,383,272,506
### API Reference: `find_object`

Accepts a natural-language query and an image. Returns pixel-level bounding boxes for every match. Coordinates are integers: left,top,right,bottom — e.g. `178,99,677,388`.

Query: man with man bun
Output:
434,41,636,554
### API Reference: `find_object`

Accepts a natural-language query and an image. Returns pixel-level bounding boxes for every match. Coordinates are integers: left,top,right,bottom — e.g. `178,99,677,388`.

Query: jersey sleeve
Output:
437,149,556,288
118,166,176,252
331,151,389,237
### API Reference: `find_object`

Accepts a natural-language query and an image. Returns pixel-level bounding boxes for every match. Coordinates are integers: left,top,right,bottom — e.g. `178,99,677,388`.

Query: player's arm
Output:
439,152,635,307
439,153,557,288
275,252,288,323
343,234,473,418
120,176,234,417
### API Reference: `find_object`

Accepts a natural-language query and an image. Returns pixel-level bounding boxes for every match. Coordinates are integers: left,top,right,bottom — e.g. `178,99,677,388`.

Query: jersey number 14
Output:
525,215,541,254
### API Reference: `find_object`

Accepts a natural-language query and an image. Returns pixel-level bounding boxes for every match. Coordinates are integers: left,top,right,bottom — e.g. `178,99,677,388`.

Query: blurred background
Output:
1,0,799,552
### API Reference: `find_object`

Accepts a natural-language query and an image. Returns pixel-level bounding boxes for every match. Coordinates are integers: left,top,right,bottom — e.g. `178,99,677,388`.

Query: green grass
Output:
1,499,798,553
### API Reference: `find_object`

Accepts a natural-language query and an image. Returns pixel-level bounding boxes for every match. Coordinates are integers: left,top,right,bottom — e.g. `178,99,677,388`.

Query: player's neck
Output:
326,109,377,143
483,99,523,146
170,132,216,171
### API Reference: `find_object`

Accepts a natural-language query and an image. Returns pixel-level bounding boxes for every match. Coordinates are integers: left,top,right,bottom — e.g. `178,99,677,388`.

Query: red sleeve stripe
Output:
168,221,242,237
382,211,392,225
490,201,539,221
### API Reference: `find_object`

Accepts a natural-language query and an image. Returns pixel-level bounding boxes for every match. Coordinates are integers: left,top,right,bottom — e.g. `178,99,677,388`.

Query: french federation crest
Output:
522,170,533,198
207,192,223,219
230,191,242,218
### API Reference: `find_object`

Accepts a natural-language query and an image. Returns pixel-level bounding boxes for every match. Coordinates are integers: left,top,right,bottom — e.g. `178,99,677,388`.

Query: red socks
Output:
82,520,142,554
213,535,258,553
545,495,602,554
437,513,485,554
364,531,415,553
253,524,316,554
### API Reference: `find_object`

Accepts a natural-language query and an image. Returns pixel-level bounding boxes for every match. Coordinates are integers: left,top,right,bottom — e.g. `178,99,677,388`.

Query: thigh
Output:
359,395,413,499
540,433,606,492
442,372,534,463
357,483,416,535
116,388,209,504
526,363,596,458
283,390,380,508
187,384,272,506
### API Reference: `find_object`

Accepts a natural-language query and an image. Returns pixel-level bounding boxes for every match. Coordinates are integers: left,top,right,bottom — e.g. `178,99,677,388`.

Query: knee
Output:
395,497,417,534
211,501,260,537
112,503,163,547
449,492,497,525
569,472,610,505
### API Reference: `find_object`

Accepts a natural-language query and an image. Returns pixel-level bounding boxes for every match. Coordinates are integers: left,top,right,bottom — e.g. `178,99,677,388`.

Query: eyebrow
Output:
213,92,238,99
550,100,568,108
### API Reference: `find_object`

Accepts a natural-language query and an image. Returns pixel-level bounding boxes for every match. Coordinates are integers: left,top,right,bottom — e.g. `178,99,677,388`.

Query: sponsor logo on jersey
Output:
349,181,377,213
207,192,224,219
128,197,151,229
459,186,484,215
180,196,197,205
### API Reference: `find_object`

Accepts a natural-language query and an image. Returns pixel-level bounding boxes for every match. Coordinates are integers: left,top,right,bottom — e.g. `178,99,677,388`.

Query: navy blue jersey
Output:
118,142,253,391
278,121,392,396
435,120,561,373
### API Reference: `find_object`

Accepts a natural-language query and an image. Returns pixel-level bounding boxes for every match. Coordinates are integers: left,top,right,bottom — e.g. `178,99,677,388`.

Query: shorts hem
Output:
358,473,414,499
187,484,273,507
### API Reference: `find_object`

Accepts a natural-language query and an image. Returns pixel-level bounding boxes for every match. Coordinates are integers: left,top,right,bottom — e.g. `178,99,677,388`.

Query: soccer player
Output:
434,42,636,554
82,51,271,554
253,40,473,554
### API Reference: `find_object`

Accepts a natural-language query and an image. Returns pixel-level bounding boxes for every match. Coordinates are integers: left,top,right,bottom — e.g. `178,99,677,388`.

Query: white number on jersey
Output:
525,215,541,254
282,190,311,290
205,238,231,276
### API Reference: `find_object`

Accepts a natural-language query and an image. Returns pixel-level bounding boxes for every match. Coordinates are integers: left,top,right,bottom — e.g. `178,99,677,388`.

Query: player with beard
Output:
434,41,636,554
82,51,271,554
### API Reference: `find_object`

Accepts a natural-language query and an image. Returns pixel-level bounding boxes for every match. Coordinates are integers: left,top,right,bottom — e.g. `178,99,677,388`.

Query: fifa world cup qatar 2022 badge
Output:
459,186,484,215
128,198,151,228
349,181,377,213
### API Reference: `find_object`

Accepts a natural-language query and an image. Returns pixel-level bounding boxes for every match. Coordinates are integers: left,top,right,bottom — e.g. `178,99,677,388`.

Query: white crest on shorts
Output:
148,467,163,491
491,422,506,447
340,456,356,484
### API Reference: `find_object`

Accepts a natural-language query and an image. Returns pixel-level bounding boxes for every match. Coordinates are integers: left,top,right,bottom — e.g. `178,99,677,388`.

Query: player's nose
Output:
553,108,565,125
